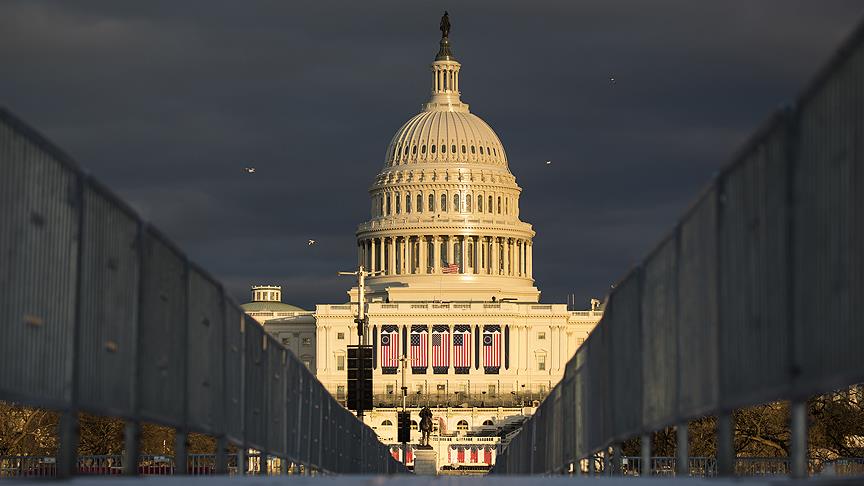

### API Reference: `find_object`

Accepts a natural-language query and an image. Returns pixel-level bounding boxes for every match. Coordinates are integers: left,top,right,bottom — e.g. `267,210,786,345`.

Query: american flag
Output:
442,263,459,273
453,330,471,368
432,330,450,368
380,329,399,368
410,330,428,368
483,329,501,368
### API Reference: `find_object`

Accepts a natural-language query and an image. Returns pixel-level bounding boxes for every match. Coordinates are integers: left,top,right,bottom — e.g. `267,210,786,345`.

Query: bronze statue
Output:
440,11,450,39
418,406,434,447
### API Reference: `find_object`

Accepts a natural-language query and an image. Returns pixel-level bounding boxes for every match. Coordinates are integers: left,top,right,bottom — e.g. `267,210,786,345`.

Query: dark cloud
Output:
2,0,862,308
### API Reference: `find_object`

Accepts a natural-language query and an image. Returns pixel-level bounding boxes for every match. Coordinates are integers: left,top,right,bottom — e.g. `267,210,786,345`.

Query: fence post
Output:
790,399,808,479
675,422,688,477
640,433,651,476
716,412,735,476
237,446,246,475
175,430,188,475
123,421,140,476
588,453,595,476
215,436,227,474
611,443,622,475
56,411,79,478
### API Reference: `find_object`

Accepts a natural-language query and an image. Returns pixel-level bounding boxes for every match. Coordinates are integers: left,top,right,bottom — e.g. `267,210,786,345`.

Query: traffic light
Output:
397,411,411,443
347,345,373,412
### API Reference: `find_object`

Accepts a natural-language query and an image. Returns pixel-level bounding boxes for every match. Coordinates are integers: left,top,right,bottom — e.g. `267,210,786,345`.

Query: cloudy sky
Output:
2,1,862,309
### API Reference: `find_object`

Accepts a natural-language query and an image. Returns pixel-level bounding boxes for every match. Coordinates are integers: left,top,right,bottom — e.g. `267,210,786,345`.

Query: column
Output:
504,238,510,276
460,236,467,274
433,236,441,273
491,238,499,275
527,241,533,278
473,236,479,274
446,236,454,266
419,236,427,274
370,238,377,272
389,237,396,276
378,237,385,274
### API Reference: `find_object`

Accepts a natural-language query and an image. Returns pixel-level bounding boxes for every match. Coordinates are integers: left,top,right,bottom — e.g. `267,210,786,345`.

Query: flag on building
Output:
483,325,501,370
410,326,428,370
432,326,450,371
442,263,458,273
380,327,399,369
453,326,471,370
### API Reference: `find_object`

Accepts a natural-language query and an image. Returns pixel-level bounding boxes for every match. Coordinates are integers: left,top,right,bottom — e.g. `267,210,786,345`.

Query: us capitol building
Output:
242,17,602,472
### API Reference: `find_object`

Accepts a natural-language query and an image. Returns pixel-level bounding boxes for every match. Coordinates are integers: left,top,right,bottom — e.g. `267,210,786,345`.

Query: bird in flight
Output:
609,75,616,85
545,160,552,165
308,239,317,246
244,167,256,174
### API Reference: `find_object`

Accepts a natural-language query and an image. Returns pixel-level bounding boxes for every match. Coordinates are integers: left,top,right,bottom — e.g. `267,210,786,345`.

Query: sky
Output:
2,1,863,310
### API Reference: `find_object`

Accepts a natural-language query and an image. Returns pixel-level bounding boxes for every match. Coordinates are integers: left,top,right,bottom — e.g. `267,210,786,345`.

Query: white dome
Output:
386,110,508,169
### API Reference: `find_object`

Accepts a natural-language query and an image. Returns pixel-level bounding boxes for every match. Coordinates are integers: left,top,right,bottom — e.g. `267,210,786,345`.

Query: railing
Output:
492,14,864,480
369,392,547,408
0,108,406,477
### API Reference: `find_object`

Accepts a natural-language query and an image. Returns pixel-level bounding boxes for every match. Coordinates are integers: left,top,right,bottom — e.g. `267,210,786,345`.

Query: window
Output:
386,384,395,395
417,194,423,212
386,195,391,215
428,194,434,211
336,385,345,399
467,242,474,267
337,332,345,340
452,144,456,153
395,193,401,214
488,384,497,396
497,196,502,214
478,196,483,212
441,194,447,212
462,144,466,154
303,359,312,369
493,148,497,156
404,145,409,155
302,337,311,346
480,146,484,155
488,196,493,213
441,144,445,153
436,384,446,393
412,145,417,154
466,195,472,212
381,420,393,426
456,420,469,431
431,144,436,154
453,194,460,212
537,355,546,371
411,420,418,431
505,198,508,214
421,144,426,154
281,337,291,346
406,192,411,213
538,332,546,340
483,419,494,426
471,145,476,154
337,355,345,371
577,338,585,345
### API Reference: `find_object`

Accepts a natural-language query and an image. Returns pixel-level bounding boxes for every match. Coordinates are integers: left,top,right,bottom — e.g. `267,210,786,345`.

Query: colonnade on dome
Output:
357,234,533,278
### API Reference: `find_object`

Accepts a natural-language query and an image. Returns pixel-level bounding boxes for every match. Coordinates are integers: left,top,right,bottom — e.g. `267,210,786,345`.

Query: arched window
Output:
406,192,411,213
441,144,446,154
457,420,469,431
493,148,497,156
412,145,417,154
482,420,494,426
471,145,476,154
462,145,466,154
381,420,393,426
431,144,436,154
505,197,508,214
488,196,493,213
421,145,426,154
480,146,484,155
478,195,483,212
386,195,391,215
487,146,491,155
466,194,472,212
395,192,401,214
417,194,423,213
454,193,460,212
452,144,456,153
428,194,435,212
441,194,447,212
404,145,409,155
497,196,502,214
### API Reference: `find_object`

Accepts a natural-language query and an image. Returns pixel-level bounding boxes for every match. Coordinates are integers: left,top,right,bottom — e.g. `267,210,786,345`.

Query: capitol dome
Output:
352,22,540,303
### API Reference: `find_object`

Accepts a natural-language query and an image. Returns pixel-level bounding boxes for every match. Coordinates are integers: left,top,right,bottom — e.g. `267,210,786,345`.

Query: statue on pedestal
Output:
418,406,434,448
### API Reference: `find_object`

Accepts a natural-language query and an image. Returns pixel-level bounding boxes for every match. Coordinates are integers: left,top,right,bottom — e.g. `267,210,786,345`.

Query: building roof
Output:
265,314,316,325
240,301,307,312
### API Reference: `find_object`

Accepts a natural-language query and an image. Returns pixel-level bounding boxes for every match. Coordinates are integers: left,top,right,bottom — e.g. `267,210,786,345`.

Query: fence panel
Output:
186,267,225,435
607,270,643,441
676,189,720,418
285,354,302,461
718,118,792,409
243,320,267,451
76,183,139,417
266,342,286,456
223,303,244,444
584,324,608,454
309,383,322,468
641,236,678,431
0,113,79,408
138,229,187,426
793,36,864,395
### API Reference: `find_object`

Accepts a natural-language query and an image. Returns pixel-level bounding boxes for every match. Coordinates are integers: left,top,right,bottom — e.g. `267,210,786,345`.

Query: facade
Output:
241,20,603,472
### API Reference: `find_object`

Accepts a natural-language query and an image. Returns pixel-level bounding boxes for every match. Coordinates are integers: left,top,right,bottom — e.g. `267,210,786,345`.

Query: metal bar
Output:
716,412,735,476
640,433,651,476
790,399,808,479
676,422,689,477
123,421,140,476
215,436,227,475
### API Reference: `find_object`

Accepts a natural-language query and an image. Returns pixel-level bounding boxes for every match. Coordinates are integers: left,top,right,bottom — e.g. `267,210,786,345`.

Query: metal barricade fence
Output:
0,108,407,476
491,14,864,479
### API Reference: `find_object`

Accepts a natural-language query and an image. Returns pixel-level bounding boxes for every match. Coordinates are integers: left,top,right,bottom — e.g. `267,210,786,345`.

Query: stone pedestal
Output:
413,449,438,476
